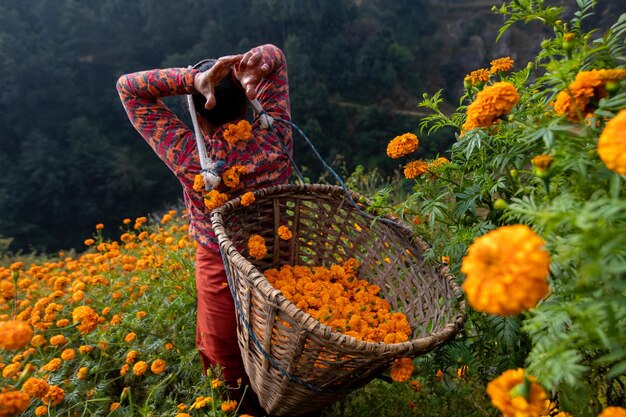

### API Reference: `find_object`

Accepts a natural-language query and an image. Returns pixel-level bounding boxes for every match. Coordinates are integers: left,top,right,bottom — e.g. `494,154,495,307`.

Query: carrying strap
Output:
186,94,221,191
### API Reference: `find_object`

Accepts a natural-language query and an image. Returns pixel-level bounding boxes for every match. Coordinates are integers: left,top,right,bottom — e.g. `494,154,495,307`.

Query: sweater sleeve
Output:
116,68,200,187
250,44,290,122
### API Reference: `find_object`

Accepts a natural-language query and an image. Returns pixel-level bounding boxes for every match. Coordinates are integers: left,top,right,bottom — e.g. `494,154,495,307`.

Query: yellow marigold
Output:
599,407,626,417
42,385,65,406
150,359,166,374
0,391,30,416
221,400,238,412
598,109,626,175
463,82,520,132
190,396,212,410
486,368,547,417
403,160,428,179
72,306,99,334
211,378,223,389
461,224,550,316
223,120,253,145
204,189,229,211
387,133,419,159
222,165,246,188
490,57,514,74
466,68,491,85
390,357,414,382
61,349,75,361
241,191,255,207
132,361,148,376
248,234,267,260
0,320,33,350
77,366,89,380
277,225,292,240
124,332,137,343
35,405,48,416
22,377,50,398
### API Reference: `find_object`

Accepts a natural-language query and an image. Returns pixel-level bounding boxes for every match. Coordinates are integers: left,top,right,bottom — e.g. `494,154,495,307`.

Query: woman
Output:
117,44,292,415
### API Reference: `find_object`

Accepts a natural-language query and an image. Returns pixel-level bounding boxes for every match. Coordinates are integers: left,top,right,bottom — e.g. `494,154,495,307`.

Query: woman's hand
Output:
234,50,270,101
193,54,242,110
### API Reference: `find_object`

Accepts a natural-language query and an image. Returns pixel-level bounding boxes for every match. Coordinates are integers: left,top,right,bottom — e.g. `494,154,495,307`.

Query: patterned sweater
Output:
117,44,292,251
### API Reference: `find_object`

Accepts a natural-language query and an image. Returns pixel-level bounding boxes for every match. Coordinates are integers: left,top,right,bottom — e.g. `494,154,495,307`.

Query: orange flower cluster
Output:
599,407,626,417
72,306,99,334
390,357,414,382
204,189,229,211
222,165,246,188
248,235,267,259
486,368,547,417
387,133,419,158
465,68,490,86
598,109,626,176
0,319,33,350
490,57,514,74
223,120,253,145
462,82,520,132
192,174,205,192
0,391,31,416
403,160,428,179
554,69,626,121
240,191,255,207
264,259,412,343
462,224,551,316
277,225,292,240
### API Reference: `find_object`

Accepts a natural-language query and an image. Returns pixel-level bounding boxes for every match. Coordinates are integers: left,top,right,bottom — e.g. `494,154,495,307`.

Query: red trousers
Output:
195,244,247,384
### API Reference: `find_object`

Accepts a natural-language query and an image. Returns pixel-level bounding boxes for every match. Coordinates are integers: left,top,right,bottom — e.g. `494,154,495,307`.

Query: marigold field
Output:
2,1,626,416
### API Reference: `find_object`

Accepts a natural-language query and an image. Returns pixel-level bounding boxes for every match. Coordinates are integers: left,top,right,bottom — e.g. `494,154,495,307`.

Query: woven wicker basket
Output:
211,184,465,416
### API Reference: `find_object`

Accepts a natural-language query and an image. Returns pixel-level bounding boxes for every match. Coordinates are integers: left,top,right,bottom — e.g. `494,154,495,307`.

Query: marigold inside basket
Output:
211,184,465,416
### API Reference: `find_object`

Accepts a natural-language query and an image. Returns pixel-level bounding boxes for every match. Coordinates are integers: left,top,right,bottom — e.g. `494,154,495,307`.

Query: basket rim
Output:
211,183,466,356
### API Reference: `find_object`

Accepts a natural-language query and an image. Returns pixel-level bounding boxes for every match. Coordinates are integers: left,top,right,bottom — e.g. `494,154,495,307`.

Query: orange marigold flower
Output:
42,385,65,406
150,359,167,374
390,357,414,382
462,224,550,316
84,238,95,246
110,402,120,411
598,407,626,417
466,68,491,85
428,156,450,172
490,57,514,74
554,69,626,121
598,109,626,176
0,320,33,350
132,361,148,376
22,377,50,398
223,120,253,145
457,365,469,379
408,379,422,392
124,332,137,343
241,191,255,207
175,414,192,417
61,348,75,361
221,400,238,412
35,405,48,416
136,311,147,319
95,223,104,230
41,358,62,372
222,165,246,188
387,133,419,158
126,350,139,364
211,378,223,389
403,160,428,179
0,391,30,415
31,334,46,347
164,342,174,350
78,345,93,354
248,235,267,260
531,154,554,171
486,368,547,417
77,366,89,380
72,306,99,334
120,364,130,377
462,82,519,132
193,174,205,192
277,225,292,240
204,189,229,211
49,334,67,346
435,369,444,381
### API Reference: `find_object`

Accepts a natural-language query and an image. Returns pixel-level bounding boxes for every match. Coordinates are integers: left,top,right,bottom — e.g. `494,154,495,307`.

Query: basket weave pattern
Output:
211,184,465,416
